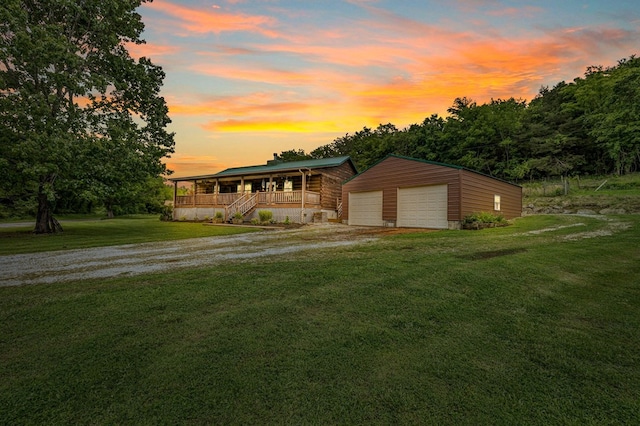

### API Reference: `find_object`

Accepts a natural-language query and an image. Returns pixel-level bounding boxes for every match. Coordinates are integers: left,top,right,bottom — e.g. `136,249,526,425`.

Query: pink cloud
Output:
125,41,180,60
144,0,279,37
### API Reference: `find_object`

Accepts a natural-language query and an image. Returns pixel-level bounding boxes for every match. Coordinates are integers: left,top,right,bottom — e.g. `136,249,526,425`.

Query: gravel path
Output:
0,224,379,287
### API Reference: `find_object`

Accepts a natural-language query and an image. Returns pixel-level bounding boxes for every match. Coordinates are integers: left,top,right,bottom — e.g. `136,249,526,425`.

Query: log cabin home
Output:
169,155,357,223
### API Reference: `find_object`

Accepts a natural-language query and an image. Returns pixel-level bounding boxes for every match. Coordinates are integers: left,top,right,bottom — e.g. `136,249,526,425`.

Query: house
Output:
341,155,522,229
169,155,357,223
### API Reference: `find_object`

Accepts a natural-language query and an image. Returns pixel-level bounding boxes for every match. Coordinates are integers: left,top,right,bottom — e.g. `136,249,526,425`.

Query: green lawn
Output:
0,215,258,255
1,215,639,424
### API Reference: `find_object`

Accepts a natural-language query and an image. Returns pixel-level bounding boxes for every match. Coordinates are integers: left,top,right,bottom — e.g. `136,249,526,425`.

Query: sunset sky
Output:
133,0,639,177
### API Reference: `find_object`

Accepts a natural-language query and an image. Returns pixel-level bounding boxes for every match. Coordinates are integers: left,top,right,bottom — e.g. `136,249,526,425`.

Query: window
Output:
494,195,501,211
237,183,252,193
284,179,293,192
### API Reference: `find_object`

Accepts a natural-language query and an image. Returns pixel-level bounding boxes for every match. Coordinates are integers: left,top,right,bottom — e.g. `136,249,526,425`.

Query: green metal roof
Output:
169,156,355,181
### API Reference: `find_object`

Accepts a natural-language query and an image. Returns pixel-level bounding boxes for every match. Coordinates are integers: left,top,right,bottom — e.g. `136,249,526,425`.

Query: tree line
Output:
281,56,640,181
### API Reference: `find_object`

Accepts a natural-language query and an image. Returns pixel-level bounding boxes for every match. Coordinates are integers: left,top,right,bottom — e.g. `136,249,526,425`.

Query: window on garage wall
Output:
494,195,501,211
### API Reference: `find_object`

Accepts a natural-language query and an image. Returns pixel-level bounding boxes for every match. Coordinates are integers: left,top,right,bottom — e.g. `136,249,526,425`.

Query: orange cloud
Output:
165,154,227,177
143,0,279,37
189,62,316,85
202,118,342,133
125,41,179,60
167,92,316,117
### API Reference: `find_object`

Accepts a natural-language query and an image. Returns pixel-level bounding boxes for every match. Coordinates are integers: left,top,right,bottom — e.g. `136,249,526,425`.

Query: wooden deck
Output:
175,190,321,207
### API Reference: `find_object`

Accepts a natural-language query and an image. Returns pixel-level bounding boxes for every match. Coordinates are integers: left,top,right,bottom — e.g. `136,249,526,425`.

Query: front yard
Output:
1,214,639,424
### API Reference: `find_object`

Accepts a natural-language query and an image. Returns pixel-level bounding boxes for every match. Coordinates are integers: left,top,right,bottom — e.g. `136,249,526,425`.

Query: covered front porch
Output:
171,172,323,223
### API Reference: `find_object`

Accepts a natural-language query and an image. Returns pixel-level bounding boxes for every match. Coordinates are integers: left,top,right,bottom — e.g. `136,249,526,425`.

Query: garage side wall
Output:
460,170,522,219
341,156,461,223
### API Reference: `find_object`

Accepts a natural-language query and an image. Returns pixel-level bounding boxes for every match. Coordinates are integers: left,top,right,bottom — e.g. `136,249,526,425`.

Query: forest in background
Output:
280,56,640,181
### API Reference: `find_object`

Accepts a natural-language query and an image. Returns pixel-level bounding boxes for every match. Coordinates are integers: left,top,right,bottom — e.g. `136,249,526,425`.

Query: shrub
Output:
214,211,223,219
284,216,290,225
233,211,243,219
463,211,508,229
159,205,173,221
258,210,273,223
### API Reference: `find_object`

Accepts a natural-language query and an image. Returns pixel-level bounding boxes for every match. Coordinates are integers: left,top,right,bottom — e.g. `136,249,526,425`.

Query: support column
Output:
173,181,178,220
214,179,219,206
301,170,306,223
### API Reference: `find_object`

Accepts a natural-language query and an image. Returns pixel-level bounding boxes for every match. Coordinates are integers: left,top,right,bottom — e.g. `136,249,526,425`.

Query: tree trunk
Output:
106,202,115,219
34,178,63,234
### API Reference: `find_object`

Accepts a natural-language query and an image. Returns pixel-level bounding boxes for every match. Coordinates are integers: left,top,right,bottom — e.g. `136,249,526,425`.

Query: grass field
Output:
1,214,639,424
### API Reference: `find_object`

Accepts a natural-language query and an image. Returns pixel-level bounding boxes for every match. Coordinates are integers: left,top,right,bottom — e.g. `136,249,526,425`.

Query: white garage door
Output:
349,191,383,226
397,185,448,229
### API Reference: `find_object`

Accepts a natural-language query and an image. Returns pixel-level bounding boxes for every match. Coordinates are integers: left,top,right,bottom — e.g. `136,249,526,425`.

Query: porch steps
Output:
225,193,258,221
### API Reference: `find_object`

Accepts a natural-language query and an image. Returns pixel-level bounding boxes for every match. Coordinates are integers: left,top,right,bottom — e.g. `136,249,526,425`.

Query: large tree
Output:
0,0,174,232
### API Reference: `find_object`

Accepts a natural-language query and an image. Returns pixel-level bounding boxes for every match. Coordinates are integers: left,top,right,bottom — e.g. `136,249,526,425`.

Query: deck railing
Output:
176,190,320,207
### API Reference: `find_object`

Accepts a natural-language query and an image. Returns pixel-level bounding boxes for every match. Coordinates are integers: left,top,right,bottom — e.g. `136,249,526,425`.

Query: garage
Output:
348,191,383,226
397,185,448,229
341,155,522,229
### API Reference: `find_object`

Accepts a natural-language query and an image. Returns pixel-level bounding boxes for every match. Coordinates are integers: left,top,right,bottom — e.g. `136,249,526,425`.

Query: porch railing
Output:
176,190,321,207
175,193,242,206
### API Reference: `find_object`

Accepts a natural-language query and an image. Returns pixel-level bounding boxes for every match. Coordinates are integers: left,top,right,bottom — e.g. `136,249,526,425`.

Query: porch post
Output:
214,179,219,206
173,181,177,220
192,181,196,206
300,170,306,223
269,175,273,204
240,177,245,194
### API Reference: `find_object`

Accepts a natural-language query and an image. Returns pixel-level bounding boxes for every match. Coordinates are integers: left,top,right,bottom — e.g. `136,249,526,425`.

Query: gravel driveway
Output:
0,224,381,287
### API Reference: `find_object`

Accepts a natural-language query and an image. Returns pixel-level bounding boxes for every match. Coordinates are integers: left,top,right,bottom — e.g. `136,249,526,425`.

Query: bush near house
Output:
258,210,273,224
159,205,173,222
463,211,508,230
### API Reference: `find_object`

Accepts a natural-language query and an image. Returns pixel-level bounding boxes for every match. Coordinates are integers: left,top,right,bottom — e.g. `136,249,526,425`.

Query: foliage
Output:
307,56,640,180
277,149,312,162
233,211,243,219
159,205,172,222
258,210,273,223
214,211,223,219
1,215,639,423
0,0,174,233
463,211,507,226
